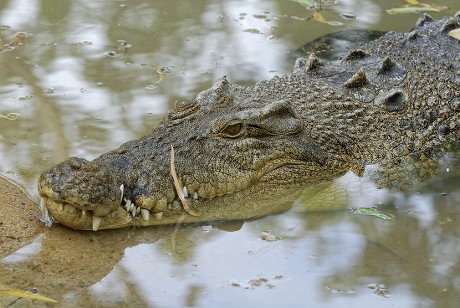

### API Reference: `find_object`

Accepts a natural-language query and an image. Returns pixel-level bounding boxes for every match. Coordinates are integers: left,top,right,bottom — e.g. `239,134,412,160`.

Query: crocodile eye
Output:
221,121,244,138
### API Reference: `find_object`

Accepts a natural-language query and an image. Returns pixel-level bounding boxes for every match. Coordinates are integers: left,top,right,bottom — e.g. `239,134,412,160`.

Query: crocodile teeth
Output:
154,211,163,220
130,206,137,217
59,203,64,211
119,184,124,204
39,197,54,227
183,186,189,198
141,209,150,221
193,192,199,200
82,210,87,216
135,206,141,216
125,199,133,212
92,216,102,231
40,197,46,212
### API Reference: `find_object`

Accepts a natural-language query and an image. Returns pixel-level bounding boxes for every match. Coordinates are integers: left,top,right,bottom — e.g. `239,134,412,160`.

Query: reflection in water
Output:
1,0,460,306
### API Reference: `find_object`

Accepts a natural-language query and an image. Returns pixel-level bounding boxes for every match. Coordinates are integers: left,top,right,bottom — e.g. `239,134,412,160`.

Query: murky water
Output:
1,0,460,306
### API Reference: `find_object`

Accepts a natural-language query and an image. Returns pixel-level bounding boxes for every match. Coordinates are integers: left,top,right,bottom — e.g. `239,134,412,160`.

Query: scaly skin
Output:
38,12,460,230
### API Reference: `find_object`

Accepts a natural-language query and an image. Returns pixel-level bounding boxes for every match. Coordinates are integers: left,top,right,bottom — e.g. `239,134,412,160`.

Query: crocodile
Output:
38,12,460,231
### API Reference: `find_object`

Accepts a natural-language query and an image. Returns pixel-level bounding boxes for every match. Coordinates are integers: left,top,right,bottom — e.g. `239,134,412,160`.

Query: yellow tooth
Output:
92,216,102,231
40,197,46,212
154,211,163,220
141,209,150,221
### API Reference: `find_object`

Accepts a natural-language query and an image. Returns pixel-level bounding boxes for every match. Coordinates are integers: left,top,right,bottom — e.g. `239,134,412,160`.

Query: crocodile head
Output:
38,77,354,230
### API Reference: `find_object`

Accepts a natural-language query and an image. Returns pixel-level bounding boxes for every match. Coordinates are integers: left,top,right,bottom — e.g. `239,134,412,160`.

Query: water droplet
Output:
105,51,118,57
243,28,260,34
145,84,157,90
201,225,212,233
19,95,32,101
340,12,356,20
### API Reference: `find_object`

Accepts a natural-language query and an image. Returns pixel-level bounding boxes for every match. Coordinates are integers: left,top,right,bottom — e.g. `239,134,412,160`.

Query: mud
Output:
0,175,45,259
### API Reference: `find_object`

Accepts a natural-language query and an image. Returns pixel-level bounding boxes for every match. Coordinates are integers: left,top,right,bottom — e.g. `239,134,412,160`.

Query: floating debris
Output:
312,11,344,26
0,113,21,120
74,40,93,46
243,28,261,34
291,0,317,9
260,231,284,242
368,283,390,298
351,207,395,220
326,286,356,294
18,94,32,101
386,2,448,14
0,32,25,52
231,277,275,289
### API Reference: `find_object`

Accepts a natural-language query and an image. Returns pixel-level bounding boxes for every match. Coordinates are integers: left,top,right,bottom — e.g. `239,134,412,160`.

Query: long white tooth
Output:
193,192,199,200
82,210,87,216
40,197,46,212
119,184,124,203
130,206,136,217
39,198,54,227
135,206,141,216
154,211,163,220
92,216,102,231
126,199,132,211
141,209,150,221
183,186,189,198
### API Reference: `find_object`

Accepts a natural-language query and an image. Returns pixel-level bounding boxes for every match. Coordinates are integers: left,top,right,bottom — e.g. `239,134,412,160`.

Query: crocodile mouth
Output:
39,158,306,231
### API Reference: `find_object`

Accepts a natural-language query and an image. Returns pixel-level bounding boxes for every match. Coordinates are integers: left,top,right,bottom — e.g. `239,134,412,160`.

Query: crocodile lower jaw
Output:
39,160,307,231
39,184,241,231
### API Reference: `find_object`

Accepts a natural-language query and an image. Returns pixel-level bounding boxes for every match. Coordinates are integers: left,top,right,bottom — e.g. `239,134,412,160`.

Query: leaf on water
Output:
0,113,21,120
291,0,316,9
351,207,395,221
156,67,167,82
448,29,460,41
313,11,327,23
0,290,58,303
386,3,448,14
405,0,420,4
311,11,343,26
